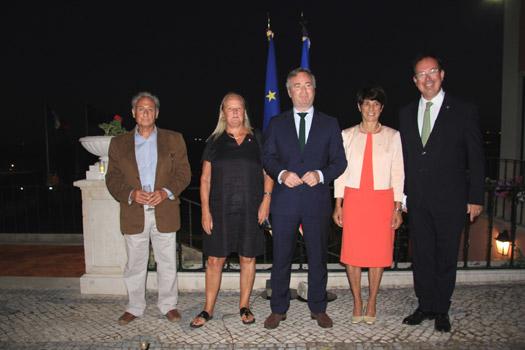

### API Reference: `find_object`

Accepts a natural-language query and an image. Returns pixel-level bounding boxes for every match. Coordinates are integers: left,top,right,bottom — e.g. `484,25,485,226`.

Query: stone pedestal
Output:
74,179,127,294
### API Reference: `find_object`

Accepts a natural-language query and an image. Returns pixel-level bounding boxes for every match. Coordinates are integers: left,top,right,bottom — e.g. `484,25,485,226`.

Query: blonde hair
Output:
208,92,253,141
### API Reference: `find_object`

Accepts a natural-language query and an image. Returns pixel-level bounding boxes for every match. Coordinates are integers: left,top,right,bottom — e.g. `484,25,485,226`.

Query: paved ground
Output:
0,282,524,349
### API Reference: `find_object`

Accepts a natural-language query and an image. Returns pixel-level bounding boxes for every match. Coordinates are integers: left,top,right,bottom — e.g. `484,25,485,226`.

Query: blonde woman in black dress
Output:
190,93,274,327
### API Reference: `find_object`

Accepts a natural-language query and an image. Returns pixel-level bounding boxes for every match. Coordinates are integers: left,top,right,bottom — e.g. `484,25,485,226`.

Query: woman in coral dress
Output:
333,86,404,324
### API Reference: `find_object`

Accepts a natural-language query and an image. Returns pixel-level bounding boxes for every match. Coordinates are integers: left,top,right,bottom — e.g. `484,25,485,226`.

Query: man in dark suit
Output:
106,92,191,325
398,55,484,332
262,68,347,329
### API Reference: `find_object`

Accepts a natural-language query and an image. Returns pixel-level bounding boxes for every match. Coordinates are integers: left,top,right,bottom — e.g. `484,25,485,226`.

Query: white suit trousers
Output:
123,209,178,316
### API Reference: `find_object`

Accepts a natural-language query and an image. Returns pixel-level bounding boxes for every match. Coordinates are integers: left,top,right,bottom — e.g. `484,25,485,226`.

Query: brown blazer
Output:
106,128,191,234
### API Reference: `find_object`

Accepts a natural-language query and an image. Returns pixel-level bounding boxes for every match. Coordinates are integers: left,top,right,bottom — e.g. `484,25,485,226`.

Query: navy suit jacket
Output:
398,94,485,212
263,109,347,218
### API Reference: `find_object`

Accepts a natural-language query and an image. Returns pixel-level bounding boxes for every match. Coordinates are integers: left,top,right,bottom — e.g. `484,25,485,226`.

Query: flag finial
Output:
300,11,308,38
266,13,274,39
300,12,310,69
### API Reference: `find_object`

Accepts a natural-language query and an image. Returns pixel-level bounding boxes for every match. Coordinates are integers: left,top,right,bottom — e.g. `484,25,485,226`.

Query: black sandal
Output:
240,307,255,325
190,310,212,328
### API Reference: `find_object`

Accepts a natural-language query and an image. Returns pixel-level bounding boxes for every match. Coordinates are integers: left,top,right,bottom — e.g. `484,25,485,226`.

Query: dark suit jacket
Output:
263,110,347,217
398,94,485,212
106,128,191,234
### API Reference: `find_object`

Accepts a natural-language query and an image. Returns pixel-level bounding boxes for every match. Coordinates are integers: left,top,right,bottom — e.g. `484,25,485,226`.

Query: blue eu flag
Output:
301,36,310,69
300,14,310,69
263,30,280,131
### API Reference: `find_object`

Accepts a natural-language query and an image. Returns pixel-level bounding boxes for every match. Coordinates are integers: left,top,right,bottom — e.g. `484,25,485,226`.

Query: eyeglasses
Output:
414,67,440,80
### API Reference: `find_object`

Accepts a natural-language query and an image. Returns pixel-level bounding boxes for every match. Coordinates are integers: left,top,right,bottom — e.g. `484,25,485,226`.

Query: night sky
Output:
3,1,503,181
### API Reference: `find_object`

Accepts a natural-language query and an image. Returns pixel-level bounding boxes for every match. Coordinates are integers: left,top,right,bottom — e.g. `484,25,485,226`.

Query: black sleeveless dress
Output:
201,130,265,257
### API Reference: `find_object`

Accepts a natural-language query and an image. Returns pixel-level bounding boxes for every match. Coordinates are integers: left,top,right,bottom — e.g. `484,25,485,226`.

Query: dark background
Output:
2,1,503,185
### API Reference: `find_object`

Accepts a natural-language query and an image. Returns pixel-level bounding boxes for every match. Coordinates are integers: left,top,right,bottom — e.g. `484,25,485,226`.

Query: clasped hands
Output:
132,188,168,207
281,170,319,188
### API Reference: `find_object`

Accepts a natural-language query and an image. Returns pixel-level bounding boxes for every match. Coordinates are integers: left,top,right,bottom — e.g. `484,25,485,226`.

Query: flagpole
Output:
84,103,89,137
43,102,50,184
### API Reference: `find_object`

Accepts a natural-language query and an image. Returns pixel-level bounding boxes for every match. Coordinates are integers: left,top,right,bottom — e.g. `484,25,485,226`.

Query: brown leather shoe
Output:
165,309,181,322
263,313,286,329
118,312,137,325
311,312,333,328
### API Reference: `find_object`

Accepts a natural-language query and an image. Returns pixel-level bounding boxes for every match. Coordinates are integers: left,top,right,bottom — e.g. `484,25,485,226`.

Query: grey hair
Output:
209,92,253,141
131,91,160,110
285,67,317,90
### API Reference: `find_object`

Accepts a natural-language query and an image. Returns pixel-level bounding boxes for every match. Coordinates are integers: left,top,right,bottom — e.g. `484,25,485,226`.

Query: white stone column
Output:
74,179,127,294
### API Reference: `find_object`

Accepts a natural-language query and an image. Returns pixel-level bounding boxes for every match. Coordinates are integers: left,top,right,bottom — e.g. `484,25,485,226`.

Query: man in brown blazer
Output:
106,91,191,325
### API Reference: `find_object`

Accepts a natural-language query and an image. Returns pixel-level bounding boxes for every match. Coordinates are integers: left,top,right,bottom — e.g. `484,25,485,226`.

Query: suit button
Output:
421,151,426,155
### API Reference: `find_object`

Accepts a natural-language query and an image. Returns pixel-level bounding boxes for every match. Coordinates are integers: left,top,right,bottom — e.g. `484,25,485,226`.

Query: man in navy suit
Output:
399,55,484,332
263,68,347,329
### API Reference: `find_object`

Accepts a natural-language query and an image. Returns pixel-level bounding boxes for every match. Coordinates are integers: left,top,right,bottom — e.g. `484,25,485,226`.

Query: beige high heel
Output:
351,314,363,324
351,305,363,324
363,303,376,325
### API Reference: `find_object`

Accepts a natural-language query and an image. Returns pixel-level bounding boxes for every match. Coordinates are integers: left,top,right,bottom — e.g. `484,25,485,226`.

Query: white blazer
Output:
334,125,404,202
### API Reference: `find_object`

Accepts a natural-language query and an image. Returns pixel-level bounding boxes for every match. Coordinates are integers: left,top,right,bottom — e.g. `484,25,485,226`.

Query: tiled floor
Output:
1,283,524,349
1,244,525,349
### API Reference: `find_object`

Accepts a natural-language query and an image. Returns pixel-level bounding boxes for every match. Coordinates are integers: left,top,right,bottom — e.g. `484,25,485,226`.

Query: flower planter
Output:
79,135,113,180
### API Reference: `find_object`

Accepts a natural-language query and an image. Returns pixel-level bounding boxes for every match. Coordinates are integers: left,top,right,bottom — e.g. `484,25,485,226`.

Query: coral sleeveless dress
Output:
340,132,395,267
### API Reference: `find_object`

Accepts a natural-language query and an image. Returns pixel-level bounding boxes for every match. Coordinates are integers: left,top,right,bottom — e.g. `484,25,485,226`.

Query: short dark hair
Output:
412,53,443,74
356,86,386,106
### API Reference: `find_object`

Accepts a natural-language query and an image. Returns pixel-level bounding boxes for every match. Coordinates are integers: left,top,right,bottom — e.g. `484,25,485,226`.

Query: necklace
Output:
359,122,381,133
227,132,243,140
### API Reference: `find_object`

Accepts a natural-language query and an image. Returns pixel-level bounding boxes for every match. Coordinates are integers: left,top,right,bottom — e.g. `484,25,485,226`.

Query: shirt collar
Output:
419,89,445,106
134,125,158,139
293,106,314,117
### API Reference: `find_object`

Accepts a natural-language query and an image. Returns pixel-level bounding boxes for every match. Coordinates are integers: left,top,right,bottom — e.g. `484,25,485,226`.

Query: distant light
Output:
10,163,14,168
19,186,24,191
48,186,53,190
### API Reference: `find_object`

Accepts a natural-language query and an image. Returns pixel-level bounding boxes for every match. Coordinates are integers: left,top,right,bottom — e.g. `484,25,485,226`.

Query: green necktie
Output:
298,112,307,151
421,101,433,146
